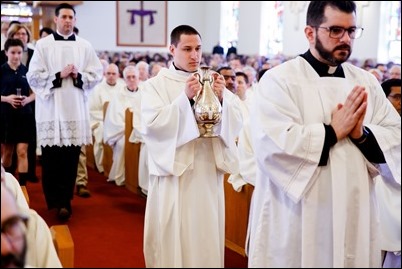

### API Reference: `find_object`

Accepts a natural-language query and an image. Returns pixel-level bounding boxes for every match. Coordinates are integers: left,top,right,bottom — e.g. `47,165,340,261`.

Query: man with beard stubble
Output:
247,1,401,267
1,183,28,268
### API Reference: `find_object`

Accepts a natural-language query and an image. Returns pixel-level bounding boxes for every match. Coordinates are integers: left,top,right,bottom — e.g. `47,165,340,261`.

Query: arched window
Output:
220,1,239,54
379,1,401,64
260,1,284,57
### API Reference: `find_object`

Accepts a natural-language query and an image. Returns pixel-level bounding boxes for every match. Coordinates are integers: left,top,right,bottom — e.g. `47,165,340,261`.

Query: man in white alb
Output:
141,25,243,268
89,63,124,173
248,2,401,268
104,65,142,186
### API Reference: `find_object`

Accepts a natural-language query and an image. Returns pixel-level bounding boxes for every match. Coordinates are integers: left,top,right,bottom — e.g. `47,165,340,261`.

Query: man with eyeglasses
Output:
247,1,401,268
382,79,401,116
1,183,28,268
217,66,237,94
1,164,62,268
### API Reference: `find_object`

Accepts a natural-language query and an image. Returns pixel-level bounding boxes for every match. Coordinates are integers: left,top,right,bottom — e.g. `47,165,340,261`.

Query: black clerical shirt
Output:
300,50,385,165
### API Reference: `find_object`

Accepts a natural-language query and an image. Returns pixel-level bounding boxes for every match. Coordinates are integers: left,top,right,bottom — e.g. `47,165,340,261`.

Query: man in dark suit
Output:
212,42,224,55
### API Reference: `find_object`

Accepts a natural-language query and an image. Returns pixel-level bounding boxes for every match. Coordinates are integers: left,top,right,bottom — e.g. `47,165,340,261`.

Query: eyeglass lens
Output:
329,27,363,39
1,216,27,243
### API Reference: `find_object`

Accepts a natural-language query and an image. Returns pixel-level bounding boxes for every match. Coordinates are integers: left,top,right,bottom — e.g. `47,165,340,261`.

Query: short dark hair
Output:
381,79,401,97
306,1,356,26
170,25,201,47
73,26,79,35
4,38,24,51
216,66,233,75
55,3,76,16
235,71,249,85
39,27,54,37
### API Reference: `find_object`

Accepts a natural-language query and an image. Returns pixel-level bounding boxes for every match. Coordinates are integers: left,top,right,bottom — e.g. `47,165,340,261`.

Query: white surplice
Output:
89,79,125,172
141,66,243,268
236,96,259,257
228,97,250,192
128,98,149,193
104,87,141,186
23,208,63,268
3,174,62,268
27,35,103,146
375,163,401,268
249,56,401,268
4,172,29,209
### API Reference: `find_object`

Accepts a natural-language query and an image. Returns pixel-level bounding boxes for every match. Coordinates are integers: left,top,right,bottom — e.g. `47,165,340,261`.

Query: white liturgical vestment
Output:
89,79,125,172
375,163,401,268
104,87,141,186
27,34,103,146
4,174,62,268
141,66,243,268
248,56,401,268
128,93,148,193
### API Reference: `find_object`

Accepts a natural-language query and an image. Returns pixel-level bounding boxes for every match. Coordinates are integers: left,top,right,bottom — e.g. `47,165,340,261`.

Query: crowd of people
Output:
1,1,401,268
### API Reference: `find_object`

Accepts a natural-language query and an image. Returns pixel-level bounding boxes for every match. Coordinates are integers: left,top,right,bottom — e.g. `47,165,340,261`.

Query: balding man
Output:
136,60,150,83
103,65,143,186
389,65,401,80
89,63,125,173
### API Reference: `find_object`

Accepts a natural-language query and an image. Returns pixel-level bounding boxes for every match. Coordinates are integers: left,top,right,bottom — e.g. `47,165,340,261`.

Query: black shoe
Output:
76,185,91,198
57,207,71,221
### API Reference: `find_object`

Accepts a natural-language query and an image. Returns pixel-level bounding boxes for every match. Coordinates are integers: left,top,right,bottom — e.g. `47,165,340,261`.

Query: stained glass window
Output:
386,1,401,64
220,1,239,54
1,2,33,24
260,1,284,57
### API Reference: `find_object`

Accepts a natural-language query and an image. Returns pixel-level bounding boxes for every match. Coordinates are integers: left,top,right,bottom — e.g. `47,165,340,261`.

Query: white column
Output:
237,1,263,56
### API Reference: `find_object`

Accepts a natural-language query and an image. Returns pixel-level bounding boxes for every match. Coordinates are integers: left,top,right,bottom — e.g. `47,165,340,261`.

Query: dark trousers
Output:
28,101,37,179
41,145,81,210
27,131,37,179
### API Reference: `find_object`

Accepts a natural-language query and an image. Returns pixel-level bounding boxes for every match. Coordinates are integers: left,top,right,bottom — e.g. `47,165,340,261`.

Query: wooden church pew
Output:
124,108,141,194
102,101,113,178
224,174,254,256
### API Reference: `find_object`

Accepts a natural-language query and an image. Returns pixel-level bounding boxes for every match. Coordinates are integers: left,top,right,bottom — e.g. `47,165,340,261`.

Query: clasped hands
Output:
60,64,78,79
331,85,367,141
185,73,225,102
8,94,26,109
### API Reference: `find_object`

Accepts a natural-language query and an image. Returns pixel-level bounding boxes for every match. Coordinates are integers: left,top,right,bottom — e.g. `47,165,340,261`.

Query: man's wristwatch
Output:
350,127,369,144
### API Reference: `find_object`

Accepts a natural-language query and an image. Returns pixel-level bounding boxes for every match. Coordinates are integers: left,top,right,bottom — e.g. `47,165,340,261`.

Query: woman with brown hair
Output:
0,38,36,185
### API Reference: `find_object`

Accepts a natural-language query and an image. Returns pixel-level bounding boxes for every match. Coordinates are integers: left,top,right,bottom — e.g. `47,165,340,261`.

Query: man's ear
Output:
169,44,175,56
305,25,315,43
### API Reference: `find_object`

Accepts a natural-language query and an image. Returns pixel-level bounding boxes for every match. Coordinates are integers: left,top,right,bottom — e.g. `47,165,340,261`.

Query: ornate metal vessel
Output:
193,66,222,137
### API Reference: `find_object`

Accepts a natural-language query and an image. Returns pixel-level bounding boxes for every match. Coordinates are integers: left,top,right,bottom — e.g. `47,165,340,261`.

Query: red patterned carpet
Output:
26,165,248,268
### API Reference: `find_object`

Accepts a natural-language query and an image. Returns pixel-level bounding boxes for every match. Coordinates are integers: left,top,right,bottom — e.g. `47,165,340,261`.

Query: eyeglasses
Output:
1,215,28,245
388,94,401,101
314,26,364,39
